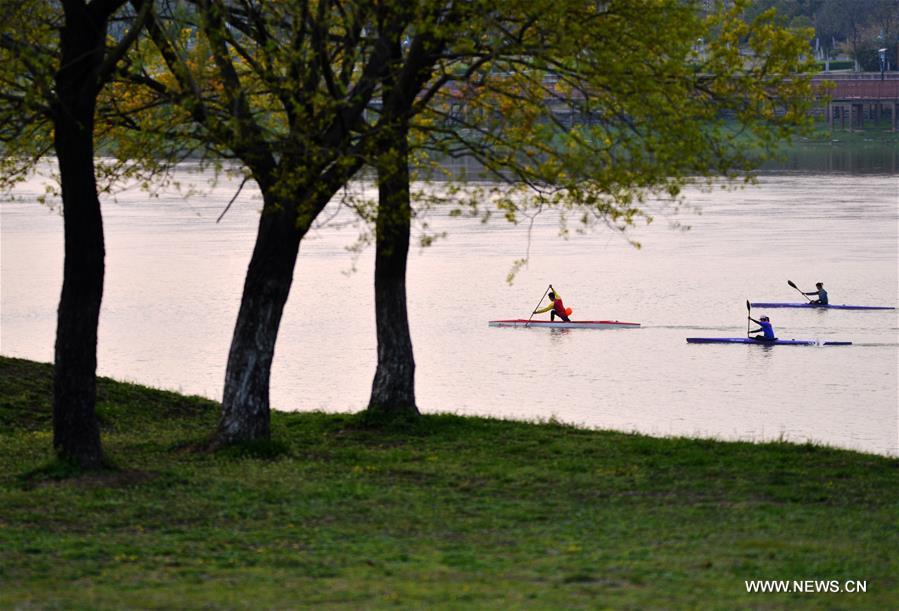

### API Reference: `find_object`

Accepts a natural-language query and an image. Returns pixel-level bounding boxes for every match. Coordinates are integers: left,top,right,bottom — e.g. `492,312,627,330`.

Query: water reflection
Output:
548,328,572,341
764,142,899,174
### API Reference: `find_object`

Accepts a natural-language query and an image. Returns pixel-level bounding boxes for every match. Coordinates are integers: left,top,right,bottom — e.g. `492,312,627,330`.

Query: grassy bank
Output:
1,356,897,609
798,120,899,144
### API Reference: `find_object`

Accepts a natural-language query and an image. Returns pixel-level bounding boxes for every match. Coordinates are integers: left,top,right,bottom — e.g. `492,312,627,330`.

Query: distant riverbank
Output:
2,356,897,608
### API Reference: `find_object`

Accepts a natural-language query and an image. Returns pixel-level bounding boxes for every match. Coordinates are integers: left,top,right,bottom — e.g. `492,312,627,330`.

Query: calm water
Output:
2,167,897,455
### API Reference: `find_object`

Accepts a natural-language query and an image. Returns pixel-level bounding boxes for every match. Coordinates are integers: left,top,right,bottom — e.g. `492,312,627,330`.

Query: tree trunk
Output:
53,117,105,467
217,201,303,444
51,4,107,467
367,122,418,418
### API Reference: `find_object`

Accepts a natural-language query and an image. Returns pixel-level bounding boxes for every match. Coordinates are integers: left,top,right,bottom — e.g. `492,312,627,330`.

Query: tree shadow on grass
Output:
17,458,158,490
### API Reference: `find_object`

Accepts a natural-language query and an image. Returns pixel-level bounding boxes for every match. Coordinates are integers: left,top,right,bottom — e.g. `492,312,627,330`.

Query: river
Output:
1,157,897,455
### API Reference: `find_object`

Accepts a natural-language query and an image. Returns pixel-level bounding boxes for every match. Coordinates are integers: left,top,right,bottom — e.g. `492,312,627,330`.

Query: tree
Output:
816,0,878,69
0,0,149,467
858,0,899,71
366,8,427,419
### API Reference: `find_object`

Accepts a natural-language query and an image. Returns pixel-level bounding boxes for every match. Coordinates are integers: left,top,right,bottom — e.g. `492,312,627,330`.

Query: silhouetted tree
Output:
0,0,149,467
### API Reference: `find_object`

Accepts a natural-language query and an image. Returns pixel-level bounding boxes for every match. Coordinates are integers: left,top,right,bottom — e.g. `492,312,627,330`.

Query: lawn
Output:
1,356,896,608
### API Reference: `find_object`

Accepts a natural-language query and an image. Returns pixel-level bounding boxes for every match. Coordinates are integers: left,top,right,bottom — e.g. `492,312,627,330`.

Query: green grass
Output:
1,356,897,609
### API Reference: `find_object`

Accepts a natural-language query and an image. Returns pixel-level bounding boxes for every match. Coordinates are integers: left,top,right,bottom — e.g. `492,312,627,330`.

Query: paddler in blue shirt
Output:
804,282,828,305
534,285,572,322
748,315,776,341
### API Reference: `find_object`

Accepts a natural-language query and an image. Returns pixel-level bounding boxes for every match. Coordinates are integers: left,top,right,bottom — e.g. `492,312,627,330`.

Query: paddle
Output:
526,284,551,328
787,279,812,303
746,300,751,336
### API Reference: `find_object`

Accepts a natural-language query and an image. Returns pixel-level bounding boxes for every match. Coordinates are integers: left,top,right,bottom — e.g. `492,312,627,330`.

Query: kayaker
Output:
748,315,776,341
534,285,572,322
804,282,829,305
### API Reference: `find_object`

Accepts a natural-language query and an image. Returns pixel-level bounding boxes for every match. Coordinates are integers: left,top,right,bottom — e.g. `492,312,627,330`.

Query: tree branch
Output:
97,0,151,86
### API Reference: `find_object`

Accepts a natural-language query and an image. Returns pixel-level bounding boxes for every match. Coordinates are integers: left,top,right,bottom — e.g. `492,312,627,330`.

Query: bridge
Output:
815,74,899,131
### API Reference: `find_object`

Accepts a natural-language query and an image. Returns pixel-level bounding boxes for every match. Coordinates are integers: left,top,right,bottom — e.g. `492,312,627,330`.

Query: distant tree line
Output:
744,0,899,70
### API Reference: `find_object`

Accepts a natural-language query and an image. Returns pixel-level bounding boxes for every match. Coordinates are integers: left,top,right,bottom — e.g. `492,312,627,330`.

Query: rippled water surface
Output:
2,168,897,455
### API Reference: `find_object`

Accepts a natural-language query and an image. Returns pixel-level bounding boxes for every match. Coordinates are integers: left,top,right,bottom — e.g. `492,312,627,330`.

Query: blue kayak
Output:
686,337,852,346
749,302,893,311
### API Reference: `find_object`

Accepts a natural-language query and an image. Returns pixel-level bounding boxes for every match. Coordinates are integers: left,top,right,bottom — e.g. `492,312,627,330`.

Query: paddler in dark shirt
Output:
534,285,572,322
804,282,828,305
748,315,776,341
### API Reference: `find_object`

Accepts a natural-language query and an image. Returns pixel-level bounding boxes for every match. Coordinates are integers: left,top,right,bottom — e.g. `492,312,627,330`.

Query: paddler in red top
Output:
533,285,573,322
